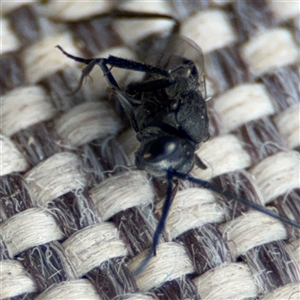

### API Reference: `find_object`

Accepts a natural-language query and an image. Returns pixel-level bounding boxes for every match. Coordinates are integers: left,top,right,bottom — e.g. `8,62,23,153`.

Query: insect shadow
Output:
57,12,300,275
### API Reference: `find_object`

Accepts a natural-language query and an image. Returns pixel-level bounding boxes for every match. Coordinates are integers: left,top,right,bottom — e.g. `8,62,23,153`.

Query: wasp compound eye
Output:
144,137,177,162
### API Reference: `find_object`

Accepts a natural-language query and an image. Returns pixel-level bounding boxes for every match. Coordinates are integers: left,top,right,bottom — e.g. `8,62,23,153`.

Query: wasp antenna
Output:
133,171,177,275
133,250,153,276
152,172,177,254
174,171,300,229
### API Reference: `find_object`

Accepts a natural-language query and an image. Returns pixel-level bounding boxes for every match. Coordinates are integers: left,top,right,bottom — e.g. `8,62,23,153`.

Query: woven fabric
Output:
1,1,299,299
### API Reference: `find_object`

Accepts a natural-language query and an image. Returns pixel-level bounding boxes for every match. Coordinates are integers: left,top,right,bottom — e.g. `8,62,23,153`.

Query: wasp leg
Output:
56,45,120,89
104,55,169,77
174,171,300,229
56,45,94,64
57,45,169,90
127,78,173,93
69,59,100,95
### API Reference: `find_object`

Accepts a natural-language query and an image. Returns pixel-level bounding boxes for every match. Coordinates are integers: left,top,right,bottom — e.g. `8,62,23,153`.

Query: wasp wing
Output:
144,35,206,99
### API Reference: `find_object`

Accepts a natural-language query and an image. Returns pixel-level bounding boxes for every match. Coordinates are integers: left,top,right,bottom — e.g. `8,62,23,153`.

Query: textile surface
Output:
1,1,299,299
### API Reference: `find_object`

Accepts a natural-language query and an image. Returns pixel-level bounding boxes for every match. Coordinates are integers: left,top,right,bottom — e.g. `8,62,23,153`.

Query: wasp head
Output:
135,134,195,178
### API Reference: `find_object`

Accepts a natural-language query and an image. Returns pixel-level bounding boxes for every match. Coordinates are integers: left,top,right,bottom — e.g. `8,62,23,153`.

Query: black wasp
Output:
57,17,300,274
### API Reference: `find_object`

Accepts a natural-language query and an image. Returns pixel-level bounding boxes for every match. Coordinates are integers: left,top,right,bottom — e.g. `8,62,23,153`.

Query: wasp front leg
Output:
56,45,120,91
56,45,169,92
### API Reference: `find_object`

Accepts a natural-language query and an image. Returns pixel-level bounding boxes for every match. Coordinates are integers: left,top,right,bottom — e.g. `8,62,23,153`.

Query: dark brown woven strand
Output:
1,1,299,300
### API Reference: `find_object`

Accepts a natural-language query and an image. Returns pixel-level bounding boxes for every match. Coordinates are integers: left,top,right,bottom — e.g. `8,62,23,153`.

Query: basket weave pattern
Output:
1,1,299,299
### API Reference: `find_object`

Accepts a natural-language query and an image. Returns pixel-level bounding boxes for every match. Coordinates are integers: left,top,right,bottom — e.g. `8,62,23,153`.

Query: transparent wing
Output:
144,35,206,99
164,36,204,75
